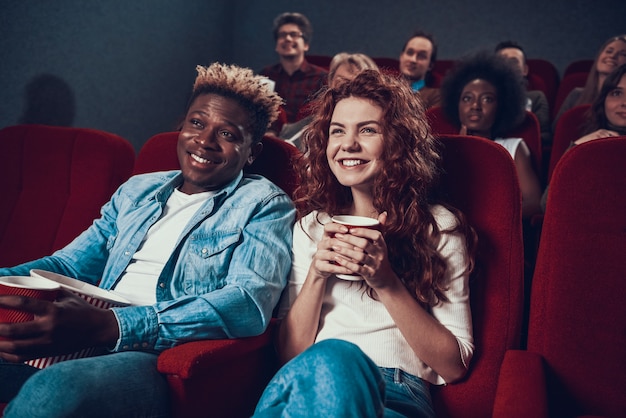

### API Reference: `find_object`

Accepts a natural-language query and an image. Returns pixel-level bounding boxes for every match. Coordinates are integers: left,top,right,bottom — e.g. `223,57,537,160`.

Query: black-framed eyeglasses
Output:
277,31,303,40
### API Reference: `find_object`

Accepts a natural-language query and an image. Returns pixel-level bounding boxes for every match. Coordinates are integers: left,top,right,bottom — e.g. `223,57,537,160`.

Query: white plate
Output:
30,269,131,307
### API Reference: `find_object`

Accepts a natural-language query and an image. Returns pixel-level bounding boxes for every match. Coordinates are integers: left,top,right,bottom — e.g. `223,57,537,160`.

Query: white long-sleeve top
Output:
278,205,474,385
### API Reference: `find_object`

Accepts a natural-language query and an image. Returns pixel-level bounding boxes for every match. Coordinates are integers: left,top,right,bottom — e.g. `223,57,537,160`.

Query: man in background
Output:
496,40,552,145
260,12,328,124
399,29,441,109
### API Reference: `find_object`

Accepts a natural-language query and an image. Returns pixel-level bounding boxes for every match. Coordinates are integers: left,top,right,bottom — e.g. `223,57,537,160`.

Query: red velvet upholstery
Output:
426,106,542,176
158,321,280,418
0,124,135,267
563,59,594,77
432,59,456,80
430,134,524,417
527,73,549,105
305,54,332,69
553,72,588,119
493,137,626,418
133,132,300,198
527,58,560,111
548,104,591,183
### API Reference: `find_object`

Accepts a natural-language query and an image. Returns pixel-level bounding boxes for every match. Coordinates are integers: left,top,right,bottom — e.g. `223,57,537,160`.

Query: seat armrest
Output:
157,326,274,379
157,320,279,418
492,350,549,418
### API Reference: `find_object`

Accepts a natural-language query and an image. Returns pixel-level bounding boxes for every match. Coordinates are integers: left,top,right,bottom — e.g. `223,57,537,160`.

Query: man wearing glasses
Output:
260,12,328,124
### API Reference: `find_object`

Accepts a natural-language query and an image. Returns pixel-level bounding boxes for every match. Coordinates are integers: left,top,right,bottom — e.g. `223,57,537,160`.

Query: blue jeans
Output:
253,339,435,418
2,352,170,418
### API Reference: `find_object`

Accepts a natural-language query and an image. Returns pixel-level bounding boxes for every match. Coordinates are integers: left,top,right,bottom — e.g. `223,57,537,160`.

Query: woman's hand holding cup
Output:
330,215,382,281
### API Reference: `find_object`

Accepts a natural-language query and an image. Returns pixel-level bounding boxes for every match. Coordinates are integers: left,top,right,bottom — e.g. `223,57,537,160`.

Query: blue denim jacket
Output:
0,170,295,352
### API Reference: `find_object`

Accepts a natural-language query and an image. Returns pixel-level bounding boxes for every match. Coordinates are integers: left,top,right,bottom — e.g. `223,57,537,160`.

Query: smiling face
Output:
596,39,626,75
275,23,309,60
458,79,499,138
326,97,384,192
605,73,626,128
177,93,261,194
399,36,434,81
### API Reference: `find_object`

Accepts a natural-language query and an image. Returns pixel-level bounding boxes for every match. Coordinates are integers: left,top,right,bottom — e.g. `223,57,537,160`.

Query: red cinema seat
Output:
0,124,135,267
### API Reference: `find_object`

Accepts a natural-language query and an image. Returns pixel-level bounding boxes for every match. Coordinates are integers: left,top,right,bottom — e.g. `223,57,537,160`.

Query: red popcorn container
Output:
25,269,132,369
0,275,60,324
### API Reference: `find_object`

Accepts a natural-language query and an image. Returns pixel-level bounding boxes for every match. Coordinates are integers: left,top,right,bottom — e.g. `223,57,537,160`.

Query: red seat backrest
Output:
553,72,588,119
563,59,594,78
0,124,135,267
305,54,332,70
426,107,542,175
133,132,301,198
527,73,548,101
529,137,626,417
432,135,524,418
432,59,456,79
372,56,399,71
547,104,591,182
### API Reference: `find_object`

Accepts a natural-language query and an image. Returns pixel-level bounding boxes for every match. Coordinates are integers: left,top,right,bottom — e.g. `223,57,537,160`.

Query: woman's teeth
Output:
342,159,363,167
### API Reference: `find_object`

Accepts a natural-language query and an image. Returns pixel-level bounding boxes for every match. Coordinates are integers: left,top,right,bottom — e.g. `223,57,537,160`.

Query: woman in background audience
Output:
279,52,378,149
541,63,626,211
440,52,542,219
254,69,476,417
554,34,626,124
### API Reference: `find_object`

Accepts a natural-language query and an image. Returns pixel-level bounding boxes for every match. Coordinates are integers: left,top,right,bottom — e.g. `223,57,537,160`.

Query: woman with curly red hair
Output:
253,70,476,417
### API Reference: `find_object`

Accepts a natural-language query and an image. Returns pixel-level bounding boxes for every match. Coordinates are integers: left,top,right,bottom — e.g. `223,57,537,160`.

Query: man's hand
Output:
0,289,119,362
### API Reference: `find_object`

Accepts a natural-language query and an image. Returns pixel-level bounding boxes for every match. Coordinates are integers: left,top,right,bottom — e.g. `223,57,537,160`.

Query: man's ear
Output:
247,141,263,165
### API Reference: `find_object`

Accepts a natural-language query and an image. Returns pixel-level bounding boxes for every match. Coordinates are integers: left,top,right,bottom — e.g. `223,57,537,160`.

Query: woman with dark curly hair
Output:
440,52,542,219
253,70,477,417
541,63,626,211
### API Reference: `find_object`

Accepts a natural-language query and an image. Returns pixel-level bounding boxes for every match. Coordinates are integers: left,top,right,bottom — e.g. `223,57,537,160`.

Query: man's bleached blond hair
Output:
190,63,283,142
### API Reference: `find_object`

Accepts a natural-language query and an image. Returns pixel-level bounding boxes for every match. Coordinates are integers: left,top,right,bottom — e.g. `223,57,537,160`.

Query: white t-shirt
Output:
112,188,214,305
495,137,523,160
278,206,474,385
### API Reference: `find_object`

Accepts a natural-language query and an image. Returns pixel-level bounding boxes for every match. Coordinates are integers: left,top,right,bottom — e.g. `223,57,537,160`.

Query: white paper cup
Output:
26,270,131,369
330,216,380,281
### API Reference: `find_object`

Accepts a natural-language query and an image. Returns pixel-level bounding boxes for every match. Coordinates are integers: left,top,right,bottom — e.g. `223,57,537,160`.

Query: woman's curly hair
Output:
440,51,527,138
187,63,284,143
294,69,476,306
